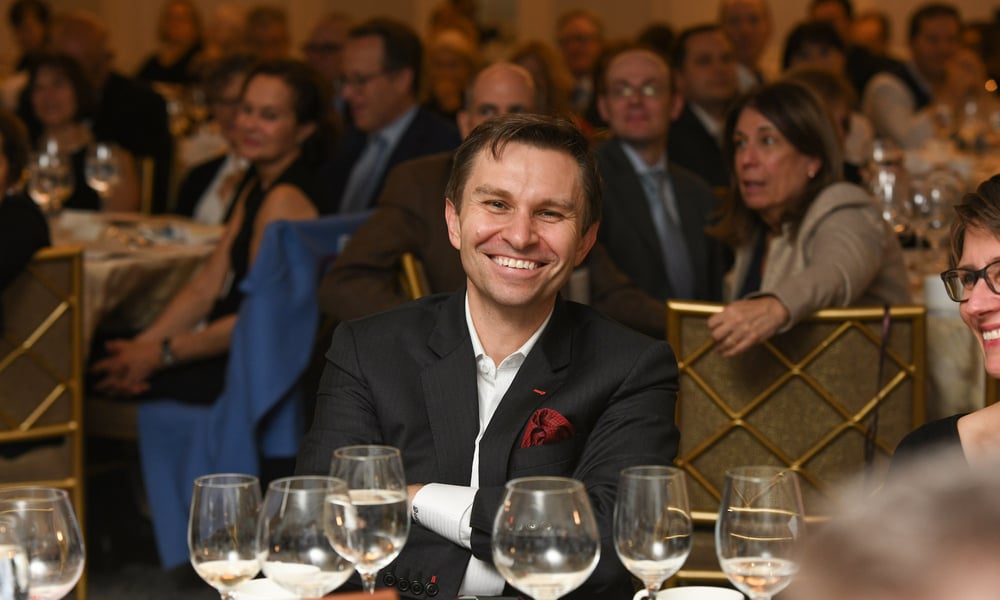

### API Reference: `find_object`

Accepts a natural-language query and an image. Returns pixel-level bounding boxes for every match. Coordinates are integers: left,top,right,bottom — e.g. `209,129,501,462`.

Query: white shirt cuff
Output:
411,483,476,549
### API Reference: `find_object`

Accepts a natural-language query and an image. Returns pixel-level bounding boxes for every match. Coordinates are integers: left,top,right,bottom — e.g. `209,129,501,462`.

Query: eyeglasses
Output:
303,42,343,55
338,70,391,89
607,83,667,100
940,259,1000,302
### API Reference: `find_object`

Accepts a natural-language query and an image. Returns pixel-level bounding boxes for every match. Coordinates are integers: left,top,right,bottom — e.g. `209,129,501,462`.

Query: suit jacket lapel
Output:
477,299,574,488
605,142,669,270
421,291,480,485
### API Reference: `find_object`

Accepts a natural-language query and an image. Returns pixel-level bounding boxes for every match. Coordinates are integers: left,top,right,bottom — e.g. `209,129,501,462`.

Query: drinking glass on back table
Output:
188,473,262,599
715,466,805,600
27,151,73,214
84,142,121,210
326,445,409,594
614,465,692,599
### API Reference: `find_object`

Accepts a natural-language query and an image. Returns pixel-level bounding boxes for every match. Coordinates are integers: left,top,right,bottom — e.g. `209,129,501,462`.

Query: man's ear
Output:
457,110,472,139
445,197,461,250
574,221,599,267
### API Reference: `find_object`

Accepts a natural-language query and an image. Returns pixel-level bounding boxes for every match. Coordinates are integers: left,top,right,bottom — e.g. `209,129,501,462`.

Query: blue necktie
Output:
642,168,695,299
340,134,388,213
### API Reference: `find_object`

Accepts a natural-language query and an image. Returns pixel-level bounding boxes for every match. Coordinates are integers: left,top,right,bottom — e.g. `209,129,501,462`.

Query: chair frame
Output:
666,300,926,583
0,245,86,598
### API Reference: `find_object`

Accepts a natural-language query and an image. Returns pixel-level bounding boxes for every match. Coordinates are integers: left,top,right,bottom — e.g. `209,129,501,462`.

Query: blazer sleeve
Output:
767,204,889,328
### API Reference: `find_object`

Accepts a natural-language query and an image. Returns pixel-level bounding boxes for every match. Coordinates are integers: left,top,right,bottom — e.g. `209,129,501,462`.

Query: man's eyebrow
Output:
472,184,511,198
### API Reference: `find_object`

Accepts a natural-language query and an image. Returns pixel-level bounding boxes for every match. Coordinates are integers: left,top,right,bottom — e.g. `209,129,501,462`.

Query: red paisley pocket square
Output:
520,408,575,448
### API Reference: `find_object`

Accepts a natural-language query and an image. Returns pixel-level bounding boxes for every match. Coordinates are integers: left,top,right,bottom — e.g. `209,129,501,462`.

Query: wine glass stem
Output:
646,583,660,599
361,572,377,594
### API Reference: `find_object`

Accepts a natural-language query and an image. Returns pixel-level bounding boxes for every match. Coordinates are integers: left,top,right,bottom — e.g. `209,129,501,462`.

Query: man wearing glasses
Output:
301,12,352,113
595,47,727,316
318,17,460,214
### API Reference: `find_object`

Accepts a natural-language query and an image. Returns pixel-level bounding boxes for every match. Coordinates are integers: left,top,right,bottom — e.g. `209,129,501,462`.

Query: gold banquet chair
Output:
665,300,926,584
0,246,87,599
399,252,430,300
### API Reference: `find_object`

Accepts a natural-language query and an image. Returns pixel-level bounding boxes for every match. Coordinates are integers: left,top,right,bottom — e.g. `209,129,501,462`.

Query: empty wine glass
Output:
0,515,29,600
0,487,84,600
492,477,600,600
325,445,409,594
614,466,692,599
188,474,262,599
258,476,354,599
84,142,121,210
27,152,73,214
716,466,805,600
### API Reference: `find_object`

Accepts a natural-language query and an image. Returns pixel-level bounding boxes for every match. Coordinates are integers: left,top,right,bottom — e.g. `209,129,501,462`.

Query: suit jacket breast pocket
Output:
508,437,581,478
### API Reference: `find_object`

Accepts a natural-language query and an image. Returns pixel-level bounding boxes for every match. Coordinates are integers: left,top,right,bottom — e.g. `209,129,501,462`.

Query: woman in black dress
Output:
26,53,139,211
92,59,332,403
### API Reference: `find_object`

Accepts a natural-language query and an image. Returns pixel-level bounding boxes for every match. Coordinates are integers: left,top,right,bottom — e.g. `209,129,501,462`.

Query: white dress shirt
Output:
411,294,553,595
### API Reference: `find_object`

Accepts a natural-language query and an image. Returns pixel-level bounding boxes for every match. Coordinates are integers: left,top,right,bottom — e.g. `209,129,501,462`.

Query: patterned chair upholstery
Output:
0,245,86,599
665,300,926,584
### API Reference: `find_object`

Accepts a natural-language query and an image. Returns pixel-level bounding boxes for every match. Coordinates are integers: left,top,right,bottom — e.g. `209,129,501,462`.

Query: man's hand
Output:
707,296,790,357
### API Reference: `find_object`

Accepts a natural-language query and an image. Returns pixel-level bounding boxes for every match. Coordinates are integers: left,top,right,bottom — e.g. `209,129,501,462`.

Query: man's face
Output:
557,16,602,78
720,0,772,67
458,66,537,138
676,30,739,111
911,15,961,82
341,35,414,132
248,21,290,61
598,51,674,150
303,19,350,84
810,1,852,41
445,143,597,318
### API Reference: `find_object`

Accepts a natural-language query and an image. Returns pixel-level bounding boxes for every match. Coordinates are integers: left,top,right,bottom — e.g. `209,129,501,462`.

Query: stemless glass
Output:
716,466,805,600
188,474,262,599
258,476,354,599
84,142,121,209
27,152,73,214
492,477,600,600
0,487,84,600
614,466,692,599
326,445,409,594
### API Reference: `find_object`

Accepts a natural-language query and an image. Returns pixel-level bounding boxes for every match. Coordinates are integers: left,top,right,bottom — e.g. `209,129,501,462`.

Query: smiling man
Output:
297,114,679,600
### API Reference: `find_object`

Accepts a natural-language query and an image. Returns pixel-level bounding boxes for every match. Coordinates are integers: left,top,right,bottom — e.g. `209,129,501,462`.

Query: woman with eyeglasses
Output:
706,80,911,357
893,175,1000,467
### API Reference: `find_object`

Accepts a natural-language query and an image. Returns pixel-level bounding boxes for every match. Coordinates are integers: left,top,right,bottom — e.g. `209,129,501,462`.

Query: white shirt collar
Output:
464,293,553,367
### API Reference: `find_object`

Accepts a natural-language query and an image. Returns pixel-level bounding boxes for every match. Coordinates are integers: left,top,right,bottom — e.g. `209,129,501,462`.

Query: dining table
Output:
48,209,223,358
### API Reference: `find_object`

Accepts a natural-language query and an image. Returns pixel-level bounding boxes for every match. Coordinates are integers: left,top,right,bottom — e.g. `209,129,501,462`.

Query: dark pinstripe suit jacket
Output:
297,291,679,599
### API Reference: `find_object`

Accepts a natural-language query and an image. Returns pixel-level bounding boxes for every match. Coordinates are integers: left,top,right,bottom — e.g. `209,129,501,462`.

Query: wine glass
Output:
0,514,30,600
492,476,600,600
27,152,73,214
325,445,409,594
614,466,692,599
0,487,85,600
84,142,121,210
257,476,354,598
715,466,805,600
188,474,262,599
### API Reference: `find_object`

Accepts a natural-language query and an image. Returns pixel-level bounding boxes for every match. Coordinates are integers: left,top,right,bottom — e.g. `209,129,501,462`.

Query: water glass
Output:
0,516,28,600
0,488,84,600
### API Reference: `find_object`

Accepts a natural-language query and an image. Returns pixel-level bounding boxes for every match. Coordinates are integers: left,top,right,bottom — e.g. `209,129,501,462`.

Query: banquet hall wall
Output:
0,0,994,80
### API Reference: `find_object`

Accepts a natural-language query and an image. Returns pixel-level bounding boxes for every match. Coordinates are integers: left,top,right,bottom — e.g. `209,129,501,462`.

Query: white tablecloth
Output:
50,210,223,355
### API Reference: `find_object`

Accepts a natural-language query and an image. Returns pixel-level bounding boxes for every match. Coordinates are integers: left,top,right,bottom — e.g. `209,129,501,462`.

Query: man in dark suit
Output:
668,24,739,190
317,17,460,214
597,47,727,304
297,114,679,600
46,11,173,213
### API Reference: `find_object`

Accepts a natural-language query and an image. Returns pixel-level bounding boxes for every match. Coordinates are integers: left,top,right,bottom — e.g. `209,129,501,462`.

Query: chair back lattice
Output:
665,300,926,583
0,246,86,598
